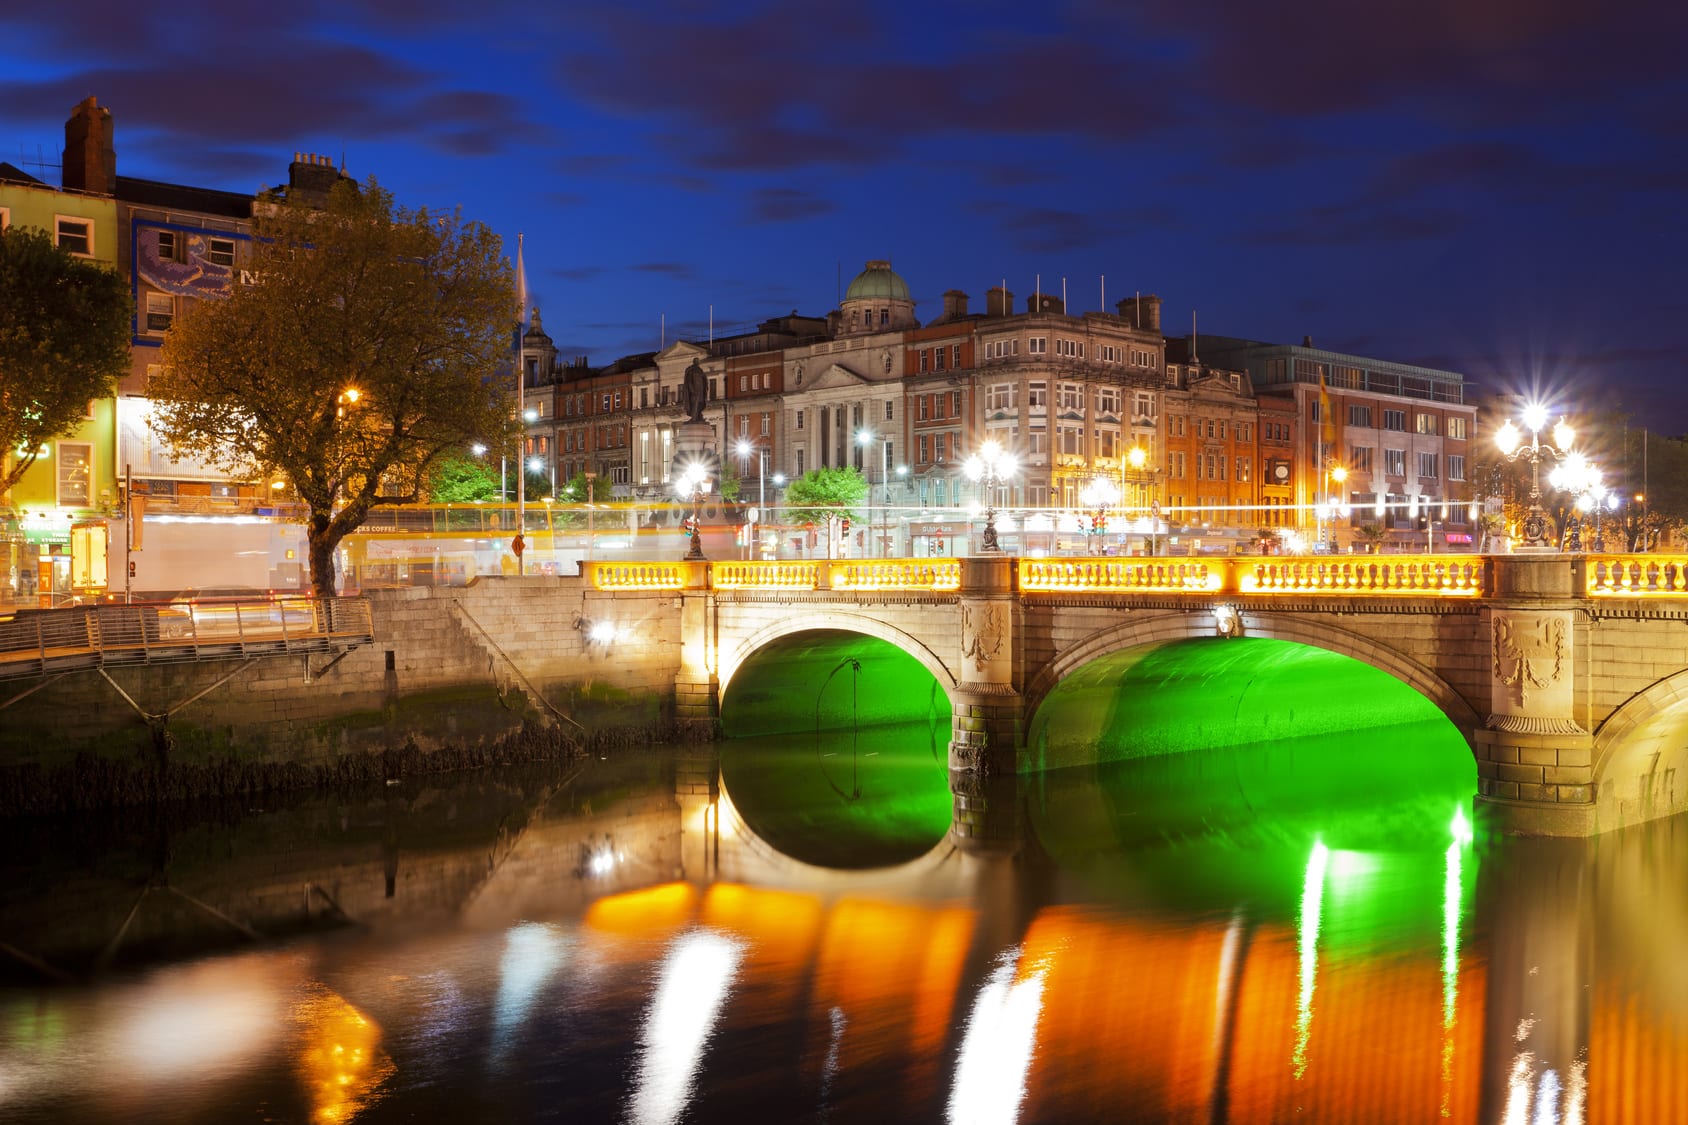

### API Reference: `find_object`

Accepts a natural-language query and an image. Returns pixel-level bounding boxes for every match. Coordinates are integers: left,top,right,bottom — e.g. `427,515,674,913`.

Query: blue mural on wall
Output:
134,222,240,298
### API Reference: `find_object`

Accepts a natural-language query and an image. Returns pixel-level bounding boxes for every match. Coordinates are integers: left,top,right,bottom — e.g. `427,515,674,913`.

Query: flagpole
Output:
515,232,527,575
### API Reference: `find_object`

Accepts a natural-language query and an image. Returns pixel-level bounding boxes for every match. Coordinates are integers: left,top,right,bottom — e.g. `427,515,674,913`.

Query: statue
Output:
680,360,708,424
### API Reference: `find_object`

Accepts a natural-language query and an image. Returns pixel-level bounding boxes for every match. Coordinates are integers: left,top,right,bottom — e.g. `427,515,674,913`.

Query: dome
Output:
844,260,910,302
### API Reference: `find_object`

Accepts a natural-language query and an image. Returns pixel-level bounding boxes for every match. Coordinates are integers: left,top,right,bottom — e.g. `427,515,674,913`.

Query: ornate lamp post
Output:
1495,405,1574,548
1079,476,1119,550
1124,444,1162,555
675,460,711,560
964,440,1015,552
1549,452,1604,552
856,428,892,557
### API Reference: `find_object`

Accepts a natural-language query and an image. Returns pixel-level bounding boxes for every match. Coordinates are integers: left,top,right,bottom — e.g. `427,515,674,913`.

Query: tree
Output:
428,453,501,503
717,455,742,503
559,470,613,503
0,226,130,496
154,180,516,596
784,466,867,527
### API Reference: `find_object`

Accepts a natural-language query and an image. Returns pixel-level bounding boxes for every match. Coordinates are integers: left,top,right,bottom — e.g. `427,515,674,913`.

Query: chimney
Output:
62,96,116,195
1302,335,1314,348
1027,293,1064,315
941,289,969,320
1115,294,1162,332
288,152,350,202
986,286,1014,317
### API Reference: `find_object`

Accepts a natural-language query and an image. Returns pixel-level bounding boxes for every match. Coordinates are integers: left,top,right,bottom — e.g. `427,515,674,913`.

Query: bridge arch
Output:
717,610,959,700
1026,608,1482,736
1592,669,1688,827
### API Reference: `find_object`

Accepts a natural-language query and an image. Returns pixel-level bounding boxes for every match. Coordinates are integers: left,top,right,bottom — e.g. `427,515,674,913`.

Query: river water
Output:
0,731,1684,1124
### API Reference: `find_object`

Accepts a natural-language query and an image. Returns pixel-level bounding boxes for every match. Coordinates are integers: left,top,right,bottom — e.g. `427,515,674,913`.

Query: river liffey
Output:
2,732,1685,1124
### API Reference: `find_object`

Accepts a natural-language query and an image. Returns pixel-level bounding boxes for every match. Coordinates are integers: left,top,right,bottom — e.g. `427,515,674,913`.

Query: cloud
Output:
630,262,695,279
746,187,833,222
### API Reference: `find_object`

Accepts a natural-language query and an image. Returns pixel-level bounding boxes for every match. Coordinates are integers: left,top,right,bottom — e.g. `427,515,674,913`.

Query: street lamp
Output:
1495,404,1574,548
1549,452,1604,551
856,428,890,557
1079,476,1119,550
1125,444,1162,555
736,438,767,560
1319,464,1349,551
675,459,711,560
964,440,1016,552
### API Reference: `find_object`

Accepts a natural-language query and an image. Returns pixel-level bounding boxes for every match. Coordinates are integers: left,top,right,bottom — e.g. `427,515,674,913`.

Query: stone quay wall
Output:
0,576,686,777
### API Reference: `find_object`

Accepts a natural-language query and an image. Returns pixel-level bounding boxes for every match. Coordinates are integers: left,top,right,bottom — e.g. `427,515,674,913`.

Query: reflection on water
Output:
2,738,1688,1122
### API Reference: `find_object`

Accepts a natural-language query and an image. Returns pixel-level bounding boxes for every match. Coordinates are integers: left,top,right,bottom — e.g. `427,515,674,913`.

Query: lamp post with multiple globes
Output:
675,460,711,561
1494,405,1574,548
1079,477,1119,548
964,440,1015,552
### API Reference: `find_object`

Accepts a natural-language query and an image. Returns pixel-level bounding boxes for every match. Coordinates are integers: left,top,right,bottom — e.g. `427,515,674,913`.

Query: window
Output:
1055,338,1081,358
206,237,236,266
1057,425,1082,456
918,433,929,463
1417,451,1439,478
952,390,963,416
933,394,946,421
1383,409,1406,431
919,350,928,374
1448,455,1466,480
1027,382,1047,410
1098,429,1119,458
761,415,770,436
1173,451,1187,479
1348,405,1373,427
1416,413,1437,435
1348,445,1374,473
602,393,611,411
917,396,929,421
795,408,805,431
1057,382,1083,412
1029,336,1047,354
952,344,962,368
55,216,92,256
1385,449,1406,476
57,442,91,506
1027,429,1047,455
156,230,178,261
1097,387,1120,416
145,292,174,333
1133,392,1153,419
1236,457,1251,482
934,347,946,372
987,383,1018,412
739,375,748,391
885,400,894,421
1447,417,1468,440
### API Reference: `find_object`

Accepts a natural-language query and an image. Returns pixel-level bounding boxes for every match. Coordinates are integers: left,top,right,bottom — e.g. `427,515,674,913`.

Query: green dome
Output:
844,260,910,302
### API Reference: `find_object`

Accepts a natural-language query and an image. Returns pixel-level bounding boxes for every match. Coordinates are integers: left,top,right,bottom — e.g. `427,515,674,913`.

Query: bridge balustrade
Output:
1586,555,1688,596
830,561,961,591
711,561,822,589
1018,559,1222,593
1240,557,1485,596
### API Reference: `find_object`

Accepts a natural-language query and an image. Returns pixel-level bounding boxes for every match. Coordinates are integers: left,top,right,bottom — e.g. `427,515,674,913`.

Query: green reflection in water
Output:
721,724,953,869
1025,636,1455,773
721,629,951,742
1028,715,1476,936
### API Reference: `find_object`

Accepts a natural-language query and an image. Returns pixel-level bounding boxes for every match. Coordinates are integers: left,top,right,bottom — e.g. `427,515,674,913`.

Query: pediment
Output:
655,340,709,366
805,362,871,390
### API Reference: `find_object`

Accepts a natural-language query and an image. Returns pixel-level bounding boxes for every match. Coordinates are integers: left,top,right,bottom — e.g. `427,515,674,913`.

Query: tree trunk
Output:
308,514,340,599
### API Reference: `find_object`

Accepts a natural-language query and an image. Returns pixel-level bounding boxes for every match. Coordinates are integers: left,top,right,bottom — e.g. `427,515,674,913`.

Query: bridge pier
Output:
948,558,1022,777
946,684,1023,777
675,577,719,737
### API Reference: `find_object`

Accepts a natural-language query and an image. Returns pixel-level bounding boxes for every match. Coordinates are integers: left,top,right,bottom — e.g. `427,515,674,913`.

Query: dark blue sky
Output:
4,0,1686,429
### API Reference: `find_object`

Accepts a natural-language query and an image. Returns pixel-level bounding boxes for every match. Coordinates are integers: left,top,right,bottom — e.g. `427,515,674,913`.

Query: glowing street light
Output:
964,440,1016,552
675,459,711,560
1079,476,1119,546
1549,451,1606,551
735,439,767,560
1495,405,1574,548
856,428,891,557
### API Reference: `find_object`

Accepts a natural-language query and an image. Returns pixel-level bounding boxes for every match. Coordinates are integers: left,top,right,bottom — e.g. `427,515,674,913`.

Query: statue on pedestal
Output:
681,360,708,424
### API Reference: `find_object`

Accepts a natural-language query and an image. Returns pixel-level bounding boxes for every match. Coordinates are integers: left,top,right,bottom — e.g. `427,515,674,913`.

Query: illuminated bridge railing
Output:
711,561,822,589
829,560,962,591
1586,555,1688,596
584,561,695,590
1019,559,1223,593
1239,556,1485,596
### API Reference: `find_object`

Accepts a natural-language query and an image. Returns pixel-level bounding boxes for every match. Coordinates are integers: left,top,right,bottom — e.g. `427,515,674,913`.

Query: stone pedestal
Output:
947,555,1021,775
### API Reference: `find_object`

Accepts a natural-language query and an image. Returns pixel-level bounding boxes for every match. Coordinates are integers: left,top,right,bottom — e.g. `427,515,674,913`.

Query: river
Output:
0,729,1683,1124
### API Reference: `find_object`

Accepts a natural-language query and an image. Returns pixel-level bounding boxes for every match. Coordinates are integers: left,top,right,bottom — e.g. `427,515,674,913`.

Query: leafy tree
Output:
0,226,130,495
717,455,742,503
558,470,613,503
784,466,867,527
428,453,501,503
154,180,515,596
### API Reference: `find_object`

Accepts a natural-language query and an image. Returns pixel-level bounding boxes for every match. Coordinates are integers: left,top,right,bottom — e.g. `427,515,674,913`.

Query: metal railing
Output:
0,597,374,681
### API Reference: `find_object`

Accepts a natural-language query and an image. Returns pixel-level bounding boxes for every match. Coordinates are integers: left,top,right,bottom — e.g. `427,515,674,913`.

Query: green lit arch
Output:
1025,607,1482,737
717,610,959,701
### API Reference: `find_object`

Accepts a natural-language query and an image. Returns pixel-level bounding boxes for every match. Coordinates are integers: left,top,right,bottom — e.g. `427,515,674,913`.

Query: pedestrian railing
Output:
0,597,374,681
1585,555,1688,596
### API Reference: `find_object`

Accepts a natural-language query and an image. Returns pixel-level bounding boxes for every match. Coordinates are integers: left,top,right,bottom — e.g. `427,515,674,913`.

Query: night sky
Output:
4,1,1686,430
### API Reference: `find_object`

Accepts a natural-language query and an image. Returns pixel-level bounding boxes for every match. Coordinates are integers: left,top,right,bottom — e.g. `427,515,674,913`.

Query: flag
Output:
515,232,528,330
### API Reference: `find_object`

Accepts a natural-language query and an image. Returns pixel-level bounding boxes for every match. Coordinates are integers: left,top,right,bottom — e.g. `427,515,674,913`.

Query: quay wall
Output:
0,577,686,808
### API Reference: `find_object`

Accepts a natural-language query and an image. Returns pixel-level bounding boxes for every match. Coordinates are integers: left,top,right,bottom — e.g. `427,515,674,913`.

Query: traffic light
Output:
841,518,851,534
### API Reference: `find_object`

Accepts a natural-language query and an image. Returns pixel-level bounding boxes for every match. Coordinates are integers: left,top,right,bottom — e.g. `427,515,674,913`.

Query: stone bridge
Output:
580,552,1688,838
